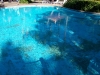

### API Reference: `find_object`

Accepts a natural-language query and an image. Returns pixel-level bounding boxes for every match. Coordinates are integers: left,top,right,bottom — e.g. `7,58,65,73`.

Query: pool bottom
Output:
0,35,84,75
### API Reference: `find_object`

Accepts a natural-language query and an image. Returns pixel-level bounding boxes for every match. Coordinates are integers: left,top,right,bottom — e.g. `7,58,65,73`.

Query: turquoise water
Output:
0,6,100,75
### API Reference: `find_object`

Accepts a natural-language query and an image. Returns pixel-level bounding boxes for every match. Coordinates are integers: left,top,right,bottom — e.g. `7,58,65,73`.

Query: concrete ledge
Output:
0,2,62,7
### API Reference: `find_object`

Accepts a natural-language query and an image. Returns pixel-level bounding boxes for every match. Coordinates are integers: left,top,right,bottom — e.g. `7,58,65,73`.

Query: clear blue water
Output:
0,6,100,75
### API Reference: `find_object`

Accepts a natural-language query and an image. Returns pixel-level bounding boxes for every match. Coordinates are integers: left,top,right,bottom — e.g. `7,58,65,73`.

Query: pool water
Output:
0,6,100,75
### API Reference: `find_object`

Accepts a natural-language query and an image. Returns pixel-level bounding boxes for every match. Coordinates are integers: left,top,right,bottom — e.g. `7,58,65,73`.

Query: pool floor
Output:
0,6,100,75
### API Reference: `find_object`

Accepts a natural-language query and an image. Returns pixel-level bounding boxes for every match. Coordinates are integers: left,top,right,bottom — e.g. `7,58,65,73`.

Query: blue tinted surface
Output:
0,6,100,75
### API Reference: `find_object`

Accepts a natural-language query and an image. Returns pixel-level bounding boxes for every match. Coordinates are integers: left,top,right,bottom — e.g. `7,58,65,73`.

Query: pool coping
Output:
0,2,62,7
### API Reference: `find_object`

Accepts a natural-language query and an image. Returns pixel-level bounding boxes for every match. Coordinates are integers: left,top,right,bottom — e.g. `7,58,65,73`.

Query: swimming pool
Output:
0,6,100,75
